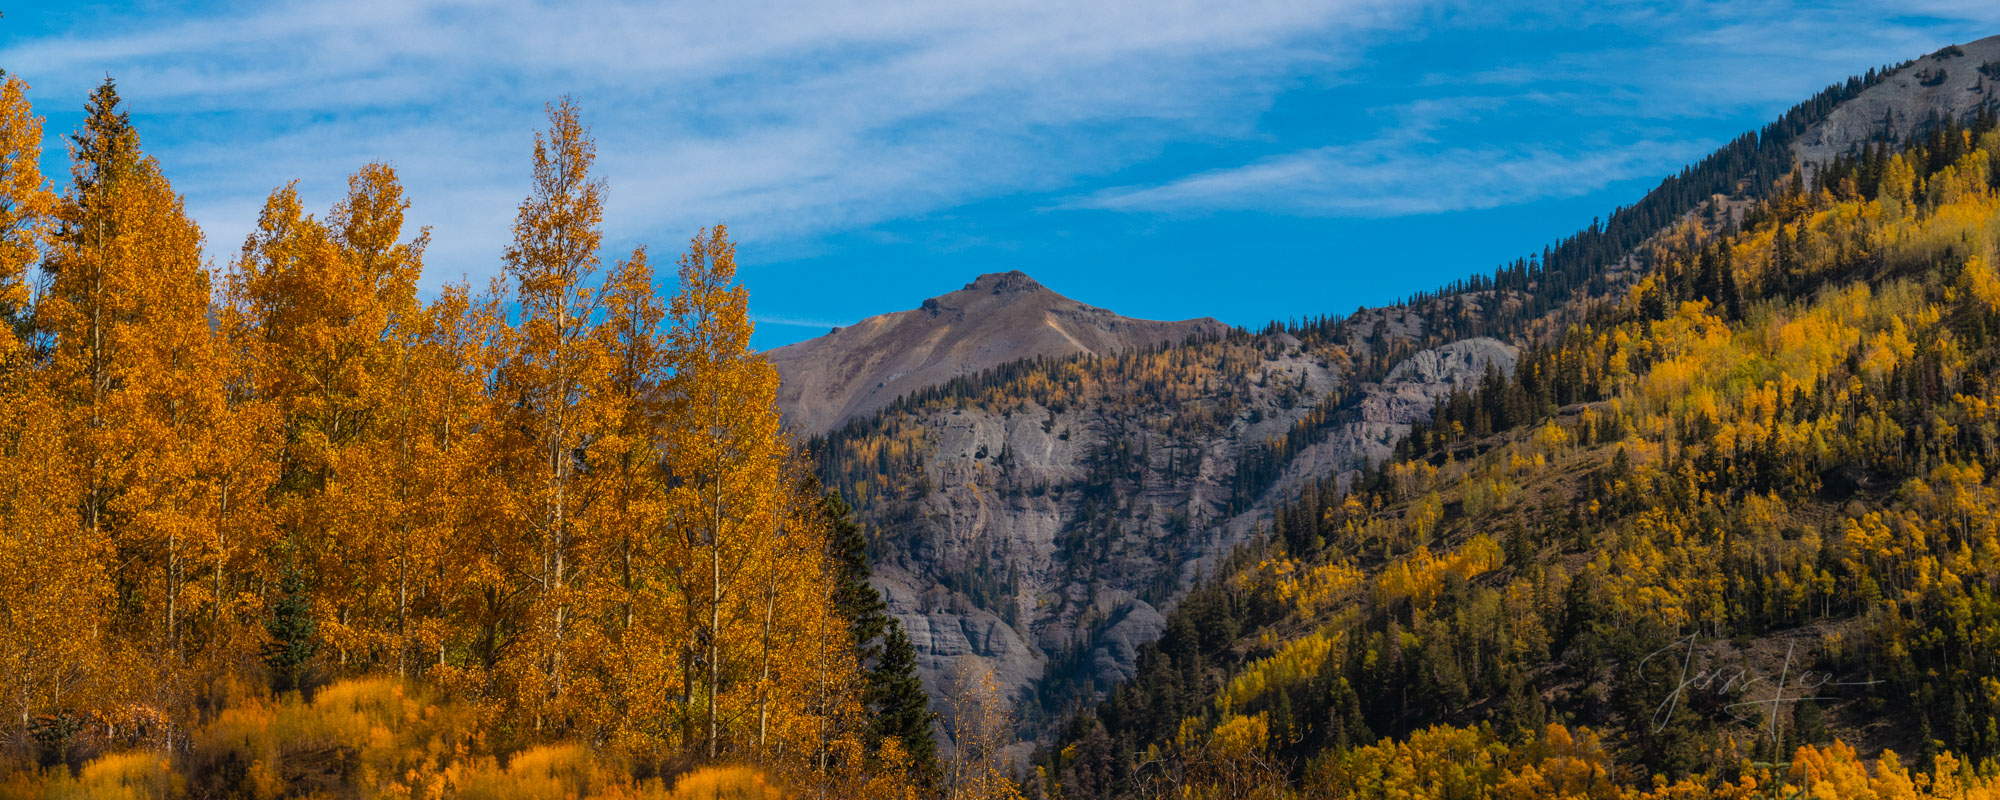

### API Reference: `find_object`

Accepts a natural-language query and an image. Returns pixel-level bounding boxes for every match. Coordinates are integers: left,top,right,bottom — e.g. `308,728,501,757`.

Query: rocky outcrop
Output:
769,272,1227,434
1251,337,1517,513
1793,35,2000,169
853,330,1514,728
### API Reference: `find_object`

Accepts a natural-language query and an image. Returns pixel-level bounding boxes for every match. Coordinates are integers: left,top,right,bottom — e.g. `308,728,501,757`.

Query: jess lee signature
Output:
1638,635,1881,742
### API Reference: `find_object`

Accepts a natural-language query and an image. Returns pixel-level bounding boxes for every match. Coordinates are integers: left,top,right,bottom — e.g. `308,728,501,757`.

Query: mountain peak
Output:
769,272,1224,433
961,270,1048,295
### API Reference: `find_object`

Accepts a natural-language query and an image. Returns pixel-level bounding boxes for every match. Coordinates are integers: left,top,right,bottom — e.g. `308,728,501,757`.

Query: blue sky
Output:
6,1,2000,349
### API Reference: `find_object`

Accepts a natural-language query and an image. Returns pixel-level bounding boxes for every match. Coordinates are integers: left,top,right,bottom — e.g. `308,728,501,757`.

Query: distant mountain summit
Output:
1794,34,2000,167
768,271,1226,434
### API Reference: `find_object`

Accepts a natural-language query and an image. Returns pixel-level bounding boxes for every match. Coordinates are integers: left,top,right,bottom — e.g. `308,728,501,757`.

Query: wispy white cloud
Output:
1069,136,1706,216
11,0,2000,303
1067,88,1708,216
5,0,1427,287
1064,0,2000,219
752,313,851,330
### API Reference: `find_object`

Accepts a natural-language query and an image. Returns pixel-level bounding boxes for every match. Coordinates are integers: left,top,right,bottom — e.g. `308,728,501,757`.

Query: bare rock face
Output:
1258,337,1517,507
855,330,1514,729
768,271,1227,434
797,270,1517,735
861,343,1333,720
1794,35,2000,169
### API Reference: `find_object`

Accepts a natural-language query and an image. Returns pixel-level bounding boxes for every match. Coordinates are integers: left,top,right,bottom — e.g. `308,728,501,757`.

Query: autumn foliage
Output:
0,78,934,797
1032,108,2000,798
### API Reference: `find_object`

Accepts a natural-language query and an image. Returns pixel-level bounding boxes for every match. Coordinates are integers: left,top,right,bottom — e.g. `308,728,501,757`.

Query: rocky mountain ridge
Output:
804,33,2000,747
811,301,1514,732
769,271,1226,434
1793,34,2000,169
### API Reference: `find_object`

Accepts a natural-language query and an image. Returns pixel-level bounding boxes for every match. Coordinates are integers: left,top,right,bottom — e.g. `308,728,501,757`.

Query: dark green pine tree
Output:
51,78,135,278
823,489,889,662
1720,244,1742,320
263,565,318,693
871,625,941,791
817,485,942,790
1695,244,1723,311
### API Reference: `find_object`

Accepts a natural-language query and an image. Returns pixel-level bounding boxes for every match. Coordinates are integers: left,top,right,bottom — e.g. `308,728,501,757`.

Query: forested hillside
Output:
809,307,1516,740
10,18,2000,800
805,40,1927,754
1031,100,2000,799
0,76,982,798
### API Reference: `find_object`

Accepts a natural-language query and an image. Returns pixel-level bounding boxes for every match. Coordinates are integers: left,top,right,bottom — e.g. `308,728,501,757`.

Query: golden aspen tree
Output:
664,224,785,760
232,168,419,674
766,470,869,787
796,482,862,795
363,301,447,681
228,183,348,664
585,246,664,635
621,526,698,756
40,82,257,734
0,73,50,331
103,156,240,669
757,464,878,781
0,384,108,743
407,282,515,690
941,660,1024,800
501,98,606,733
326,166,431,677
0,71,114,747
579,246,673,743
195,304,281,678
234,163,435,678
40,79,139,565
752,461,801,761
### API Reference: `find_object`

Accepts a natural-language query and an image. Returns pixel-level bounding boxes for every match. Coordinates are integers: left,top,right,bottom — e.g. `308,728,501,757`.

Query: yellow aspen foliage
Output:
1961,255,2000,319
499,97,610,734
38,82,272,736
1265,558,1363,616
746,463,859,774
0,82,911,796
231,165,427,676
1292,723,2000,799
664,223,787,759
1220,629,1337,711
0,75,114,740
0,74,53,327
402,284,514,693
1880,152,1916,218
0,379,113,739
583,245,668,645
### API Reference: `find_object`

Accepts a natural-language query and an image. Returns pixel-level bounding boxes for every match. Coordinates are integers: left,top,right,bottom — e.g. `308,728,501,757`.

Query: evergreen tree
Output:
820,483,944,789
823,487,888,662
1720,243,1742,319
46,78,130,283
872,624,942,792
264,565,318,693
